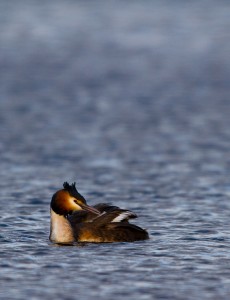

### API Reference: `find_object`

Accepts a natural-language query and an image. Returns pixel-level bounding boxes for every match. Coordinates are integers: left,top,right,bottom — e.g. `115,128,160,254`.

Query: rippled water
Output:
1,1,230,299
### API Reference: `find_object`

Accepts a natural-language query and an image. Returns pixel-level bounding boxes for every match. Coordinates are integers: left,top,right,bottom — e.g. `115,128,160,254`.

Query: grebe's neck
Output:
49,208,74,243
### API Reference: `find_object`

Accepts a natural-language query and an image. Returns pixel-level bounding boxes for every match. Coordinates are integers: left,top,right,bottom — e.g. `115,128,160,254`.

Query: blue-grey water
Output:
0,1,230,299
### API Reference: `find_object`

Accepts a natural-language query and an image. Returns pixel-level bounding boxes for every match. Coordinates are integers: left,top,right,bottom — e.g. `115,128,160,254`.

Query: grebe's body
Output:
50,182,149,244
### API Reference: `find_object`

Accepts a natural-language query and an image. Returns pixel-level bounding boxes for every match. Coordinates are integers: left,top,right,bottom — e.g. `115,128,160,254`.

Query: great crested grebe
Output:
50,182,149,244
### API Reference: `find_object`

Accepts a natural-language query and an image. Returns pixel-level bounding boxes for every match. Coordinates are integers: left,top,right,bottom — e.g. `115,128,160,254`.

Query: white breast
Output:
50,209,74,243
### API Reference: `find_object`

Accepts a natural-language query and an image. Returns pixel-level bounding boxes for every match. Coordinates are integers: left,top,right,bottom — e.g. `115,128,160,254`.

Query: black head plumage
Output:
63,182,86,203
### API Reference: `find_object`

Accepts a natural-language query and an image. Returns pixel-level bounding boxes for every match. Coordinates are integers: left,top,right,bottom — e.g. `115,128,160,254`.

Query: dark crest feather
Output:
63,182,77,193
63,182,86,203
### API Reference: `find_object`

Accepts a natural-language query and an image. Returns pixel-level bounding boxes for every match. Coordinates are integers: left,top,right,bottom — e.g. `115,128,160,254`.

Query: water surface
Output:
0,1,230,299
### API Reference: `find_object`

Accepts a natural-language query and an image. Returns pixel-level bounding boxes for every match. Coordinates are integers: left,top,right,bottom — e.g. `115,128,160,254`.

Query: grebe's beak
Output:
78,202,100,215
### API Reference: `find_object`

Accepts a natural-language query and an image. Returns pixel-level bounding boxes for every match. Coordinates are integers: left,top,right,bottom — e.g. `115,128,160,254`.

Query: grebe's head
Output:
51,182,100,216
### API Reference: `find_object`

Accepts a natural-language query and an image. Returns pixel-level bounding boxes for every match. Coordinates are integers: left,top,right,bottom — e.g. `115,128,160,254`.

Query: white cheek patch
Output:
70,198,82,210
112,211,136,222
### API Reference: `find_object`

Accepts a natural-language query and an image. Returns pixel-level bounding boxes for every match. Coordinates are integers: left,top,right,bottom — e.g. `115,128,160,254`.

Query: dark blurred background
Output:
0,0,230,204
0,0,230,203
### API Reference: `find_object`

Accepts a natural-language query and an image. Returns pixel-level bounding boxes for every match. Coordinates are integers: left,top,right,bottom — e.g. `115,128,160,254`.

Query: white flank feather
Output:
111,211,136,222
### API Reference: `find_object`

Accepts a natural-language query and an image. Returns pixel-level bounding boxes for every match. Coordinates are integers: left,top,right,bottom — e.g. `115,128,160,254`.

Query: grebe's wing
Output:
90,209,137,226
68,203,121,224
